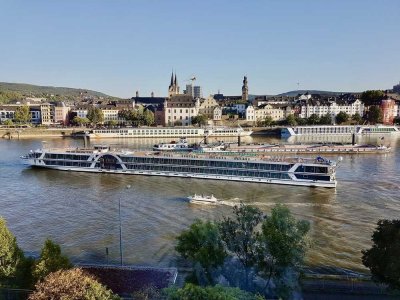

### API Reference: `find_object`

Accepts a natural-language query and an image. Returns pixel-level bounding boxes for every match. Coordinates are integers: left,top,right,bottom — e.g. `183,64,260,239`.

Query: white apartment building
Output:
198,96,219,119
213,106,222,121
246,104,285,122
299,99,364,119
164,95,200,126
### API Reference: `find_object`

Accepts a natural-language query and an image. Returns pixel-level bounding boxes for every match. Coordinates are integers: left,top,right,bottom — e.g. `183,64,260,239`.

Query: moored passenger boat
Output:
153,138,193,151
87,126,252,139
21,146,338,188
281,125,399,137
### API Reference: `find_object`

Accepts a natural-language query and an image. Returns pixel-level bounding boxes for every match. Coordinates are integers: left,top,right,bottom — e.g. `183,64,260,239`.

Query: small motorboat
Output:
188,194,218,204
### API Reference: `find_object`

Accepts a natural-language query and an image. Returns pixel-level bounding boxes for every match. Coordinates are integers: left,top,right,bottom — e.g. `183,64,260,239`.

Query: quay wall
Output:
0,128,84,139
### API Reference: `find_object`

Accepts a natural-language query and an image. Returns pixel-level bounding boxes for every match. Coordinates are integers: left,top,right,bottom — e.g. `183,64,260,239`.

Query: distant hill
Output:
277,90,355,97
0,82,117,104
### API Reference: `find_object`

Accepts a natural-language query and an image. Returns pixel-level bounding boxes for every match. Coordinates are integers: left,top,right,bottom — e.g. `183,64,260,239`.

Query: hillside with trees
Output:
0,82,118,104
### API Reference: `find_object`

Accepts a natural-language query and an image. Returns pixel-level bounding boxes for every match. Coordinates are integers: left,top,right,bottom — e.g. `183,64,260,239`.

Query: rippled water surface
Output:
1,134,399,274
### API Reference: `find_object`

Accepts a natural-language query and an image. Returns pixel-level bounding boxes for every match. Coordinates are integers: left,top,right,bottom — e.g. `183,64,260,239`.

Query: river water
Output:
1,134,399,274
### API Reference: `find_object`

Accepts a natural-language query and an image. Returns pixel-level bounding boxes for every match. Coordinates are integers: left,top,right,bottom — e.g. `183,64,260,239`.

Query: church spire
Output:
174,73,177,86
170,71,174,87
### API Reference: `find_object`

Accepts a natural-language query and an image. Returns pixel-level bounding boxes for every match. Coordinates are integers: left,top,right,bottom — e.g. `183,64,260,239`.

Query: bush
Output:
29,268,120,300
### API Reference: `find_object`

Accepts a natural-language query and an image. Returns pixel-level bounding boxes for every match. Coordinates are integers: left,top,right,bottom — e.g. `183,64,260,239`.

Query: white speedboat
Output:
188,194,218,204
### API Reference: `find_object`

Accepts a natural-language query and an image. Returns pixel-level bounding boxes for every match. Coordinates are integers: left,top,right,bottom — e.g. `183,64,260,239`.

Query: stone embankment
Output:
0,127,85,139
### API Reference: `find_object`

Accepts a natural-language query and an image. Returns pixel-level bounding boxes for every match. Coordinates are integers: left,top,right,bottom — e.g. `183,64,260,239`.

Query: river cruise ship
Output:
21,146,337,188
87,127,252,139
281,125,399,137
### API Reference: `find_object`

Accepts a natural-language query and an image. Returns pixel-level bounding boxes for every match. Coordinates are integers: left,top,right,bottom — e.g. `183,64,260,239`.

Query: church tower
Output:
168,71,180,97
242,76,248,101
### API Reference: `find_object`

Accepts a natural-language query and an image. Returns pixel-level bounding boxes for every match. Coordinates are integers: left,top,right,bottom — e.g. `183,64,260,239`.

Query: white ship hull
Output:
88,127,252,139
24,159,336,188
281,125,400,137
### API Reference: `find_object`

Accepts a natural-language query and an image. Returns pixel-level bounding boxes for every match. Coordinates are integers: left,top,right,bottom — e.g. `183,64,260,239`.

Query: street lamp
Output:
118,184,131,266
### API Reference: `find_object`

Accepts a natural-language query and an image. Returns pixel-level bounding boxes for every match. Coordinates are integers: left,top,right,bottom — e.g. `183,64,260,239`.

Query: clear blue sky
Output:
0,0,399,98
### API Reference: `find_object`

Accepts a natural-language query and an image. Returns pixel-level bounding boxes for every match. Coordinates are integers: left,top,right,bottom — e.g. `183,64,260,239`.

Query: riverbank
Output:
0,127,84,139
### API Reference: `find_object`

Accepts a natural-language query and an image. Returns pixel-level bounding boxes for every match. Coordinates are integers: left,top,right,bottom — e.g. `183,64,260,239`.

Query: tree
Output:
362,219,400,290
106,120,118,127
87,107,104,125
72,116,90,127
143,109,155,126
164,283,264,300
29,268,120,300
0,217,25,287
263,116,274,127
393,116,400,125
14,105,31,123
319,113,332,125
174,120,182,126
295,117,307,125
352,113,362,124
33,239,72,282
361,90,384,106
218,204,264,288
335,111,349,124
367,106,383,124
307,114,320,125
191,115,207,127
257,204,310,296
285,114,297,126
2,119,13,126
176,220,226,284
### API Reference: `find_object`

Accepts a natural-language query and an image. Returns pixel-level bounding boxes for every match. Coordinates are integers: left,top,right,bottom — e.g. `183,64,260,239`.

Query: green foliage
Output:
87,107,104,125
367,106,383,124
352,113,363,124
295,117,307,125
0,218,25,287
335,111,349,124
106,120,118,127
260,204,310,268
72,116,90,126
29,268,120,300
119,108,154,126
0,90,24,104
362,219,400,290
33,239,72,282
257,204,310,298
191,115,207,126
143,109,155,126
164,283,264,300
263,116,274,126
174,120,183,126
219,204,264,271
361,90,384,106
176,220,226,283
2,119,13,126
14,105,31,123
307,114,320,125
0,82,112,102
286,114,297,126
319,113,332,125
